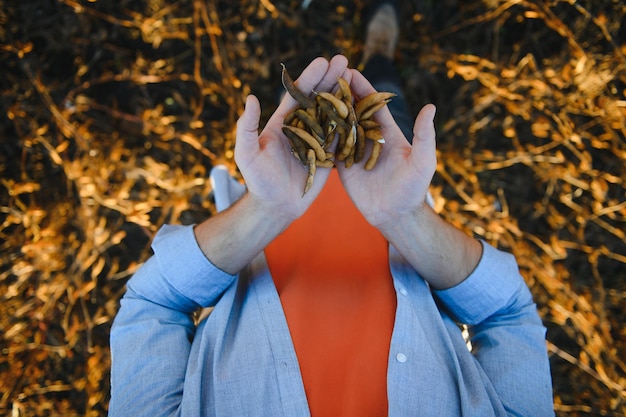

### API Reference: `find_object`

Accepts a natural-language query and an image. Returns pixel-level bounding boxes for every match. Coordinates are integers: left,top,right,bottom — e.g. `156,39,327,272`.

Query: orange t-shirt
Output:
265,169,396,417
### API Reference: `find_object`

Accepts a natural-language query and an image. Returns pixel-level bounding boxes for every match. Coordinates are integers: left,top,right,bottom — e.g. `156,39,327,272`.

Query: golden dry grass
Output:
0,0,624,415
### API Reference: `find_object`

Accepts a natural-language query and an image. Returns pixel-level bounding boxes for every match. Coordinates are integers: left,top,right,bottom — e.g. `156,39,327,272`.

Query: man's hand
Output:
194,55,351,274
337,69,482,290
235,55,351,222
336,69,437,229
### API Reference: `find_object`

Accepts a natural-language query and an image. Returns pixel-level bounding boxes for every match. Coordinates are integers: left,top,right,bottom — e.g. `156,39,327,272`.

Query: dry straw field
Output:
1,0,625,415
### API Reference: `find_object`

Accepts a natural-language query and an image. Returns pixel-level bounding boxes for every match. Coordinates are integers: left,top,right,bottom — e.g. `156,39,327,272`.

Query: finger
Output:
275,57,330,115
348,68,377,98
234,95,262,163
339,67,353,85
411,104,437,168
312,54,349,93
276,55,350,117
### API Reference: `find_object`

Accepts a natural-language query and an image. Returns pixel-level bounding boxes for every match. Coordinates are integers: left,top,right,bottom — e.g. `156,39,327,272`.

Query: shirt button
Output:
396,353,408,363
398,288,408,296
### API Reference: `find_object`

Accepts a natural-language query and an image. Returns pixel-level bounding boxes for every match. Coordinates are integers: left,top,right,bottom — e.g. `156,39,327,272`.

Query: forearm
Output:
378,204,482,290
193,192,294,274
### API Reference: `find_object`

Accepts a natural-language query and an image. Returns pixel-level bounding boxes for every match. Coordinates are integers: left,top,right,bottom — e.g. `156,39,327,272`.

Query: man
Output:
109,3,554,416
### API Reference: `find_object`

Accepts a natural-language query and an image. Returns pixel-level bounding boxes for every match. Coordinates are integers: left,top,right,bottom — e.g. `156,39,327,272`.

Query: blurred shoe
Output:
362,1,400,64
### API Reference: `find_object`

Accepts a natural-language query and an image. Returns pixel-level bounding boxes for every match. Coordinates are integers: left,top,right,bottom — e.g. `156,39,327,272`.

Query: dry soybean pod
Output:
364,128,385,143
282,126,309,163
334,84,344,100
355,93,396,119
344,143,356,169
337,77,352,105
346,107,358,148
295,109,324,144
283,125,327,161
290,113,301,127
303,148,316,196
365,141,383,170
323,121,337,150
315,91,350,119
354,91,396,114
347,105,357,128
281,63,316,109
316,159,335,168
359,100,392,120
319,109,335,150
284,108,298,126
338,123,356,161
316,96,350,130
354,124,366,163
359,119,380,130
335,125,347,161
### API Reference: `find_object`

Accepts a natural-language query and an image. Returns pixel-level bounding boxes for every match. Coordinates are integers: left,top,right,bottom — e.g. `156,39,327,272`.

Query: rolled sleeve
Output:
129,224,236,312
433,241,531,325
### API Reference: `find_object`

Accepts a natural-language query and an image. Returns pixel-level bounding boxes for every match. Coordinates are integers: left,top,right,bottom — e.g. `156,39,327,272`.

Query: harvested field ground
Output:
1,0,625,415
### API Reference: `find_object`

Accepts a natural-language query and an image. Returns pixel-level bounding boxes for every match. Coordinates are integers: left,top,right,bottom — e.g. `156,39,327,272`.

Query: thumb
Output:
411,104,437,168
234,95,261,163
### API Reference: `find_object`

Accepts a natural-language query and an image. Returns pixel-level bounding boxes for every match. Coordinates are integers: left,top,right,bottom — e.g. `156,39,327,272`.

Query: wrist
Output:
373,200,430,237
193,191,296,275
376,203,482,290
243,191,298,232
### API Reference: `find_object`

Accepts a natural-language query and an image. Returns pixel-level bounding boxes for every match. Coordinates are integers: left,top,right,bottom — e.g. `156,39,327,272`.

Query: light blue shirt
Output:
109,167,554,416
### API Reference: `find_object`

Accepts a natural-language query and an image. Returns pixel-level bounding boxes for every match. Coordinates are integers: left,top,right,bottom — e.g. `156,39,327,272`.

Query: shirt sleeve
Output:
108,224,236,416
433,241,555,416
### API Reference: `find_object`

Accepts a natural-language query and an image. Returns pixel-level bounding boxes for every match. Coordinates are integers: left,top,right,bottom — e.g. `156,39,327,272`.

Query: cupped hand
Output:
234,54,351,221
336,69,438,228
